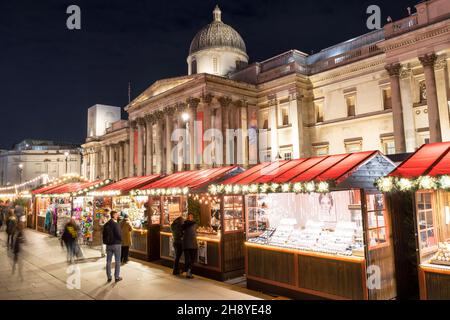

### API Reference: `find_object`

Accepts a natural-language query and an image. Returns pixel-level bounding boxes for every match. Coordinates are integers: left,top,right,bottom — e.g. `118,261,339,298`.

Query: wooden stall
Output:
87,175,161,261
32,180,110,237
210,151,398,300
133,166,245,281
379,142,450,300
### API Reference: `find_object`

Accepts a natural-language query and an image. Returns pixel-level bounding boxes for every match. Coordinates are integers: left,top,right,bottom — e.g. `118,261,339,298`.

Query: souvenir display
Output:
431,242,450,266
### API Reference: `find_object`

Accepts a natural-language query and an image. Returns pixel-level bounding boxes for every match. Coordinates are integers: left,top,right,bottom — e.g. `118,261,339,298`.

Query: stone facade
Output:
82,0,450,181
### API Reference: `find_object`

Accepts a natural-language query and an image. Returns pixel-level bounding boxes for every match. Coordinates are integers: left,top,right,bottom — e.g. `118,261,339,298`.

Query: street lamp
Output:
64,151,69,174
18,164,23,184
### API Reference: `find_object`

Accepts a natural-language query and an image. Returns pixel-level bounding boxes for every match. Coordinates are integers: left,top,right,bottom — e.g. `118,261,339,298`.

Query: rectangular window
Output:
346,95,356,117
212,57,218,74
382,88,392,110
259,110,269,130
416,192,437,254
367,194,390,249
345,140,362,153
283,152,292,161
313,145,329,156
381,137,395,155
315,102,324,123
278,103,290,127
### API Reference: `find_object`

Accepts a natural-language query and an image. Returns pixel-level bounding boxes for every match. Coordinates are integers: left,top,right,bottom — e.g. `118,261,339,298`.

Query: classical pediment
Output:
130,75,198,107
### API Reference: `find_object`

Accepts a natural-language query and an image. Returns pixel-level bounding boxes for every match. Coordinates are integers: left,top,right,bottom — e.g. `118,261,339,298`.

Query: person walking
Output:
0,200,4,231
182,213,198,279
99,209,110,258
6,211,17,250
170,215,184,275
120,214,133,265
62,218,78,264
103,210,122,283
12,221,25,281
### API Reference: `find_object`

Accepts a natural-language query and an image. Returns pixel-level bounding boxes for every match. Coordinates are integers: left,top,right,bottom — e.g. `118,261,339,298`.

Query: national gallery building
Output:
82,0,450,181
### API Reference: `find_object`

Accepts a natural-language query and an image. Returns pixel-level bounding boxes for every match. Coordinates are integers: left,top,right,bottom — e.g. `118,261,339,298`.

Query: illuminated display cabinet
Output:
380,142,450,300
211,151,398,300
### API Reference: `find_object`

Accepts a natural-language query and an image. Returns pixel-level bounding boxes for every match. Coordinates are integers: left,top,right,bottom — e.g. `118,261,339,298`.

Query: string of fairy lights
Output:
375,175,450,192
208,181,331,195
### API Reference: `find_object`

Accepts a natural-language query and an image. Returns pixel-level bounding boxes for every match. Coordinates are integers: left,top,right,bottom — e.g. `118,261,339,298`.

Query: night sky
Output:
0,0,416,149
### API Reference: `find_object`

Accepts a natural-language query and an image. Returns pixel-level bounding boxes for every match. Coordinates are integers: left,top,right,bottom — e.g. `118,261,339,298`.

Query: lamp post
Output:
64,151,69,174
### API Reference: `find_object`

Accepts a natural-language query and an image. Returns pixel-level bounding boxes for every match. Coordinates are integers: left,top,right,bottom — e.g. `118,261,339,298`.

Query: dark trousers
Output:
183,249,197,272
7,233,14,249
121,246,130,263
172,242,183,274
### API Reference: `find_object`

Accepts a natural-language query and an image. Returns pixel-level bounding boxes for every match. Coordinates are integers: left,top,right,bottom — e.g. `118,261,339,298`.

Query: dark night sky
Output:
0,0,416,149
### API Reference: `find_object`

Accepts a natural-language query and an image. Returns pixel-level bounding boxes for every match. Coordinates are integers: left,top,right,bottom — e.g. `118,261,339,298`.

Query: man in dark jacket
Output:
182,213,198,279
170,215,184,275
103,210,123,282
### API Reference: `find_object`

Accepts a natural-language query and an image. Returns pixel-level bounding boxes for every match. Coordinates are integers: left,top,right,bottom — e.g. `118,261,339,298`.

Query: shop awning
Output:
389,142,450,178
134,166,242,195
210,151,392,194
222,151,378,185
32,183,66,195
89,175,161,196
37,180,110,196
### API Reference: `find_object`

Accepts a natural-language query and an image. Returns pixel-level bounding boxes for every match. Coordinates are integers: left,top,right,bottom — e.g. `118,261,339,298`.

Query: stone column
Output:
165,110,174,174
187,98,199,170
104,145,110,179
269,99,279,161
155,117,163,174
419,53,442,143
124,142,129,178
95,148,102,180
109,144,115,180
202,97,212,168
145,115,154,175
118,141,125,179
385,63,407,153
399,68,417,152
219,97,232,165
129,121,136,177
289,91,303,159
136,119,145,176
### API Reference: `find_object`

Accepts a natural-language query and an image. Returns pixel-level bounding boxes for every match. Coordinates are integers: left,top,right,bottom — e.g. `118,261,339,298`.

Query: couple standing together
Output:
170,213,197,279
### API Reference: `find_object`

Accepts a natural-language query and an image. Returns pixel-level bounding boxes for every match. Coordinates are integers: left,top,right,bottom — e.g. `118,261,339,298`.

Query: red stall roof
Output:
32,183,66,195
221,151,379,185
39,180,105,195
93,175,161,194
389,142,450,178
138,166,239,191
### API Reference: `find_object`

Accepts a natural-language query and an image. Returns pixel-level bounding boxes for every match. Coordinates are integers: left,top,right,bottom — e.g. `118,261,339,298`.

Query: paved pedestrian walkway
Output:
0,229,271,300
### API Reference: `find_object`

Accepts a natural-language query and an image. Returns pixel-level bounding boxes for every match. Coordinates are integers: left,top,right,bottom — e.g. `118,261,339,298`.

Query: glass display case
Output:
417,191,450,268
246,190,365,257
223,196,244,233
149,196,162,225
113,196,148,229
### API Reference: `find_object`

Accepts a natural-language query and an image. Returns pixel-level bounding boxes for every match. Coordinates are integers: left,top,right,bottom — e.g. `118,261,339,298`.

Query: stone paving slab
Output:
0,229,271,300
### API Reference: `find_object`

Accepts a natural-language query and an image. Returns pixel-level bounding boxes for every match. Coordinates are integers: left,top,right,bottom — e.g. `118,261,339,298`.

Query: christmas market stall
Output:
132,166,244,280
377,141,450,300
87,175,161,260
210,151,397,300
32,179,110,238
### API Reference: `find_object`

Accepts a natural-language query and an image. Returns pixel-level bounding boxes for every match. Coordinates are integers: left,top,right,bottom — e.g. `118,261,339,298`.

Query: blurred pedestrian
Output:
99,208,110,258
12,221,25,281
6,210,17,250
14,204,24,220
0,200,4,231
182,213,198,279
120,213,133,265
170,215,184,275
62,218,78,264
103,210,122,282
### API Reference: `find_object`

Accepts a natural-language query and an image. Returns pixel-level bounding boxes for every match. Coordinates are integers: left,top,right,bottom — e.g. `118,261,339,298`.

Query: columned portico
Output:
145,115,154,175
129,121,136,177
137,118,145,176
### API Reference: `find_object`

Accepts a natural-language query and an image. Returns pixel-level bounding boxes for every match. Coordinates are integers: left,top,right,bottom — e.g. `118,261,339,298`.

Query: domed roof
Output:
189,6,247,56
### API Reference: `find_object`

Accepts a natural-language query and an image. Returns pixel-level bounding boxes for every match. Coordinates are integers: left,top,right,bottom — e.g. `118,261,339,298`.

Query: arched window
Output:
191,57,197,74
212,56,218,74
